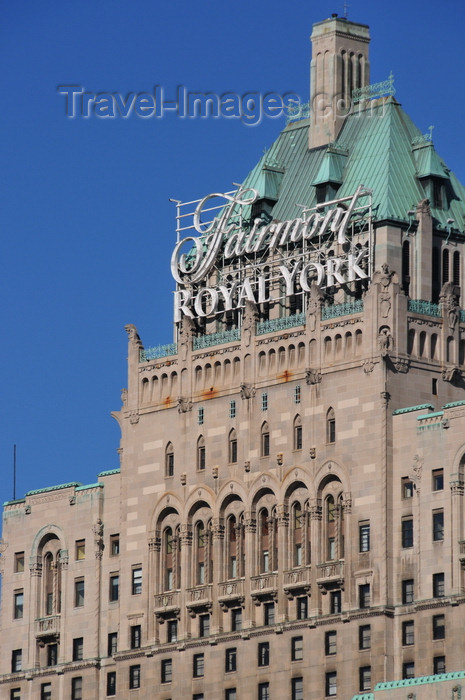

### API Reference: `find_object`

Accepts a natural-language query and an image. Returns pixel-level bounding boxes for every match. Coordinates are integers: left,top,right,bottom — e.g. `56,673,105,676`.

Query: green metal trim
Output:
193,329,240,350
460,310,465,323
417,411,444,421
392,404,435,415
256,313,306,336
321,301,363,320
351,694,374,700
140,343,177,363
443,400,465,409
407,299,441,317
26,482,81,496
352,73,395,103
75,483,103,491
98,468,121,477
286,101,310,123
3,498,26,506
375,670,465,690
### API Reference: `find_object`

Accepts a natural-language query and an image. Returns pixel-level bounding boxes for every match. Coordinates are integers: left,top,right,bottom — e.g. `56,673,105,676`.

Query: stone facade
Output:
2,13,465,700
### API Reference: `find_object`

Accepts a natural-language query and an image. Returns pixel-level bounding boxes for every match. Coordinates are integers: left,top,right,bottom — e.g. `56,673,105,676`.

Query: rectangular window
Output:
292,677,303,700
199,613,210,637
198,444,206,470
229,437,238,464
161,658,172,683
129,665,140,690
110,534,120,556
230,400,236,419
296,596,308,620
13,591,24,619
106,671,116,696
359,522,370,552
11,649,22,672
167,619,178,643
109,574,119,602
328,417,336,444
132,567,142,595
198,407,204,425
432,468,444,491
75,540,85,560
73,637,83,661
107,632,117,656
359,666,371,692
402,477,414,499
130,625,141,649
434,656,446,675
359,583,370,609
359,624,371,650
225,690,237,700
402,517,414,548
47,643,58,667
327,537,336,561
433,510,444,541
433,572,445,598
330,590,341,614
10,690,21,700
264,602,275,626
291,636,303,662
225,647,237,673
402,662,415,679
193,653,204,678
258,642,269,667
40,684,52,700
258,682,270,700
294,385,301,404
294,424,303,451
433,614,445,640
402,579,414,604
402,620,414,646
14,552,24,573
193,695,204,700
261,430,270,457
231,608,242,631
294,542,303,566
71,677,82,700
326,671,337,697
261,393,268,411
325,630,337,655
74,579,84,607
165,450,174,477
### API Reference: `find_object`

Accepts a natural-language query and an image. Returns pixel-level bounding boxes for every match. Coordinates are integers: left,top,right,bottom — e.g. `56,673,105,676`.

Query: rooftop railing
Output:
193,328,240,350
256,313,306,335
407,300,441,317
140,343,177,363
321,300,363,320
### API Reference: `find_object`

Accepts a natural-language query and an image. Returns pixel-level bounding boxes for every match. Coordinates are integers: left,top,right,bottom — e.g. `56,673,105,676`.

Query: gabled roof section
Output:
312,145,348,186
413,141,448,179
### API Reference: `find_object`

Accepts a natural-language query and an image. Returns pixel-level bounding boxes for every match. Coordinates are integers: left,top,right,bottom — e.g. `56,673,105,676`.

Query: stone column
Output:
243,513,256,628
211,518,224,634
276,505,289,622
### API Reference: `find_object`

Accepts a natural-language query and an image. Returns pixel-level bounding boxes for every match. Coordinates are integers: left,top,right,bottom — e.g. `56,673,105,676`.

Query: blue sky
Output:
1,0,464,519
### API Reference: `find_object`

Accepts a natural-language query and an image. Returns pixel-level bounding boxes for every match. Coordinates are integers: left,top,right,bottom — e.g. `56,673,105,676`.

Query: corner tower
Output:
309,14,370,149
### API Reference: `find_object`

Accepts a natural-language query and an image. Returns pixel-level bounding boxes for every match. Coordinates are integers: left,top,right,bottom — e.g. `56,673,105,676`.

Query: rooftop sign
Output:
171,185,372,322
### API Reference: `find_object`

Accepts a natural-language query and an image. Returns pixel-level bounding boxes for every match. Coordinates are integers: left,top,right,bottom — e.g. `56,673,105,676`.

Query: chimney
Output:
309,16,370,149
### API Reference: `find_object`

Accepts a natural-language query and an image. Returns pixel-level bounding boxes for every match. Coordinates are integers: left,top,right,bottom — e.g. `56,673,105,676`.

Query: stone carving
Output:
442,366,461,383
121,388,128,406
177,397,193,413
306,368,322,385
179,315,194,361
125,324,141,344
378,326,393,355
393,357,410,373
306,282,323,332
92,519,104,559
242,300,258,348
440,281,460,333
362,359,374,373
129,410,140,424
409,454,423,493
240,383,256,400
380,391,391,406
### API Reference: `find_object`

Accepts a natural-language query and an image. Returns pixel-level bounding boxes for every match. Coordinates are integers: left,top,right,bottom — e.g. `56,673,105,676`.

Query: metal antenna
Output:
343,2,350,18
13,444,16,500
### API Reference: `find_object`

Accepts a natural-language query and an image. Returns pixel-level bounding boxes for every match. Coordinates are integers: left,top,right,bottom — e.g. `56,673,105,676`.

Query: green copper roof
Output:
392,404,435,415
240,97,465,230
26,481,81,496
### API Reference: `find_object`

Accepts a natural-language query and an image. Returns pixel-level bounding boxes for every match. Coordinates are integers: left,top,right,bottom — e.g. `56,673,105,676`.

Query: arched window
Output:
432,246,440,303
229,429,237,464
326,408,336,444
259,509,270,573
442,248,450,284
292,502,303,566
402,241,410,295
261,422,270,457
453,251,461,286
196,521,206,584
197,436,206,471
165,443,174,478
163,527,174,591
293,415,302,451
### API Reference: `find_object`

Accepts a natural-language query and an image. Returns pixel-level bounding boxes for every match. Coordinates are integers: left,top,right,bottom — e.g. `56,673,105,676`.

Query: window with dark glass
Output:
292,677,303,700
231,608,242,631
72,637,83,661
197,436,206,470
359,522,370,552
14,552,24,573
402,517,413,548
433,614,445,640
294,415,302,450
402,579,414,604
74,579,84,607
161,658,172,683
165,443,174,477
40,683,52,700
296,596,308,620
359,583,370,609
327,408,336,443
229,429,238,463
261,393,268,411
167,619,178,643
109,574,119,602
230,400,236,419
225,647,237,672
325,631,336,655
402,477,414,499
433,510,444,541
264,601,275,626
291,636,303,661
193,694,204,700
359,666,371,692
359,625,371,650
294,385,301,404
433,572,445,598
330,590,341,614
132,567,142,595
13,591,23,619
402,620,414,646
130,625,141,649
129,665,140,689
47,643,58,667
325,671,337,697
402,662,415,679
11,649,22,672
71,677,82,700
199,613,210,637
225,689,237,700
258,682,270,700
432,468,444,491
110,534,120,556
193,653,204,678
107,632,117,656
261,422,270,457
106,671,116,696
434,656,446,675
258,642,269,667
198,407,204,425
10,689,21,700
